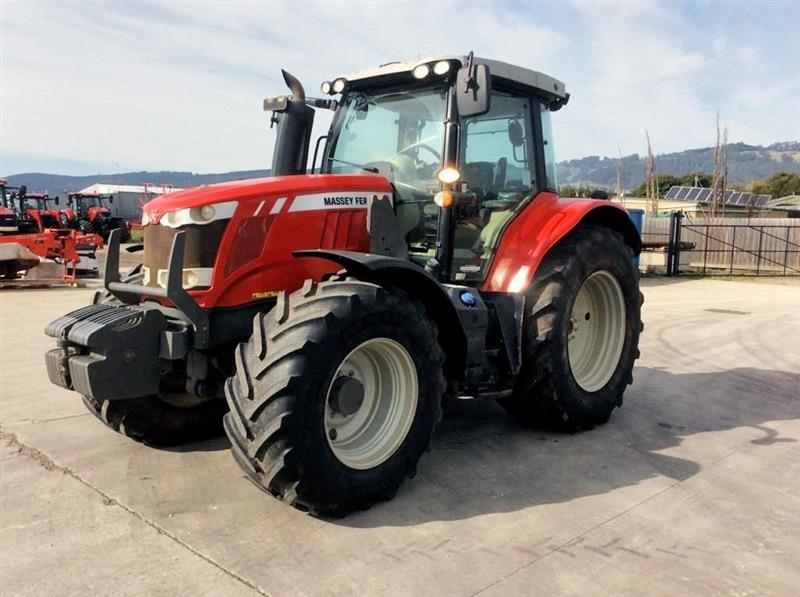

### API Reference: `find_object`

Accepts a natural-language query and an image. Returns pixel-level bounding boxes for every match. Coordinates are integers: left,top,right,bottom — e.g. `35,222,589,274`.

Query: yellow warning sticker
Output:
252,290,281,299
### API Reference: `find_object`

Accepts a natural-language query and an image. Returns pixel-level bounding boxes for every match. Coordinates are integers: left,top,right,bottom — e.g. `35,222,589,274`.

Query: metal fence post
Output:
756,227,764,276
674,212,683,277
667,212,676,276
784,226,790,276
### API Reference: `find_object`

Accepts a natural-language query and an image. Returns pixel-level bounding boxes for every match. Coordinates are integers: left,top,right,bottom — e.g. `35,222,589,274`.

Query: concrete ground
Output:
1,277,798,596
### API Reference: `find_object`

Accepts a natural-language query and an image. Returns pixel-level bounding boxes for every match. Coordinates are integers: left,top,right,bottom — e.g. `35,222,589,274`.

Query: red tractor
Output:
62,191,130,242
11,187,63,233
45,54,642,515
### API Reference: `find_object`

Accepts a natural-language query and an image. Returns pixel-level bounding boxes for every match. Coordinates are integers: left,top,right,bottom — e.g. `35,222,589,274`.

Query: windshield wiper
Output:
327,157,379,174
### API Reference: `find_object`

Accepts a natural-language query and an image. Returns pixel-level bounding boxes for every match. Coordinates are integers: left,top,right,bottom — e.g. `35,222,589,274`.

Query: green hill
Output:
556,142,800,190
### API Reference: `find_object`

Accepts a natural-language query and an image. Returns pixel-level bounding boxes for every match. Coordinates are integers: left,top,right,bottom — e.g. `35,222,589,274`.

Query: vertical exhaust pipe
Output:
265,70,316,176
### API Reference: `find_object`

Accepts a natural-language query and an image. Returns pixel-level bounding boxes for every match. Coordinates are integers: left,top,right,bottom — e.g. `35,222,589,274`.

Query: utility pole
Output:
645,130,658,216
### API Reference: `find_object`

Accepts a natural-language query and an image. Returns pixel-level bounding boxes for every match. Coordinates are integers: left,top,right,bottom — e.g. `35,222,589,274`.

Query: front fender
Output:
482,192,640,293
294,249,468,382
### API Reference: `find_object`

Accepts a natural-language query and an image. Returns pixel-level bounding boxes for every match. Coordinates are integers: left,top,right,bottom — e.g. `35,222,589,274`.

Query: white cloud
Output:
1,1,798,175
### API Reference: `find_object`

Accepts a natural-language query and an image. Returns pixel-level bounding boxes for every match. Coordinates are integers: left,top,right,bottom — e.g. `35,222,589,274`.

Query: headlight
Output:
412,64,430,79
433,60,451,75
332,78,347,93
437,167,461,184
159,201,238,228
199,205,215,221
321,81,332,95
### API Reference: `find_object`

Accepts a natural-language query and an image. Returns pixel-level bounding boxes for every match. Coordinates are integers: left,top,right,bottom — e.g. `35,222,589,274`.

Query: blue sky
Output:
2,1,799,176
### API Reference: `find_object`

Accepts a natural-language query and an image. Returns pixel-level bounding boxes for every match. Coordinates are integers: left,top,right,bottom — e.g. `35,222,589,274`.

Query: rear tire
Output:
223,278,445,516
500,225,643,431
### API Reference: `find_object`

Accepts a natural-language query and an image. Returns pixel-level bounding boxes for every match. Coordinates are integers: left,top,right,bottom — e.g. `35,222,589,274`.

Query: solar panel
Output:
657,186,774,207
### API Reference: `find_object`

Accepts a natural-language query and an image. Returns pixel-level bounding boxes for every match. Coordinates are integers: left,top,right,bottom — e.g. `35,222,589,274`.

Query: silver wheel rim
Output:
325,337,418,470
567,270,626,392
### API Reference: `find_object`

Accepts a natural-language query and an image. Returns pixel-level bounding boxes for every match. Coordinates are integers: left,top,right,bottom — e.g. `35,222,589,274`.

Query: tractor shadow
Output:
338,367,799,527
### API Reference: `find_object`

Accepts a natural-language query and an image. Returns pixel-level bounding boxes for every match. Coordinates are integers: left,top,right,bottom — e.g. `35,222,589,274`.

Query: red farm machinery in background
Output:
0,180,104,281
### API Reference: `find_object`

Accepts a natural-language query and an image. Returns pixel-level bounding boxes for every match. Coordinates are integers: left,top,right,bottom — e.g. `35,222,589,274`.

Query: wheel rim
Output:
567,270,626,392
325,337,418,470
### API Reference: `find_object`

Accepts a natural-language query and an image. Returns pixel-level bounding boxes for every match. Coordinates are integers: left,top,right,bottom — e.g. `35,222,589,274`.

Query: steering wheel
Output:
396,141,441,162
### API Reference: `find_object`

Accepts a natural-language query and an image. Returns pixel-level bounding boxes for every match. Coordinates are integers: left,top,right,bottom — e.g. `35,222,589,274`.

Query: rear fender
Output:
294,249,468,385
482,192,640,293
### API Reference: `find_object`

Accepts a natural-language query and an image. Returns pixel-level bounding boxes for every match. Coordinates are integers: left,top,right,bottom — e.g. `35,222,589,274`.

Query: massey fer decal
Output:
288,191,388,212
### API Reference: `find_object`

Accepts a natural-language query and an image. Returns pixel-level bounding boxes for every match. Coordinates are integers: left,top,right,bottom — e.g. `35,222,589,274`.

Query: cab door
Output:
451,87,544,282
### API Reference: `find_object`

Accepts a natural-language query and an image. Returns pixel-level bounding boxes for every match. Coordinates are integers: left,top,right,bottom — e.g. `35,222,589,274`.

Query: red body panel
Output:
481,191,633,293
87,206,110,221
26,209,61,232
143,175,392,309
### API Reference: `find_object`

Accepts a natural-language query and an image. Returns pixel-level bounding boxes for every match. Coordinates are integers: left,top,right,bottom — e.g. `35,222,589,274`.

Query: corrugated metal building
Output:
78,183,183,221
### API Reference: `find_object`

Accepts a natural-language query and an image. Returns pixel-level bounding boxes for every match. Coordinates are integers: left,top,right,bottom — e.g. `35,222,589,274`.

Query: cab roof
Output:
334,54,567,102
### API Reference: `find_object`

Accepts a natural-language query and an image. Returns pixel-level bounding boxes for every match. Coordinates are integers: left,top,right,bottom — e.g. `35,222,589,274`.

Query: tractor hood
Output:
142,174,392,225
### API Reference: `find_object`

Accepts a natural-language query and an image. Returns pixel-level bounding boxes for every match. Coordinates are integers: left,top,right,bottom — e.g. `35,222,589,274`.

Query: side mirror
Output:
109,196,114,204
456,58,491,118
508,120,524,147
54,196,60,205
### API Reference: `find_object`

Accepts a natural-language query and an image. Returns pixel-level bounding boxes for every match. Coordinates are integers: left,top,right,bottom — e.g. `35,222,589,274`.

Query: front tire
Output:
223,278,445,516
500,225,643,431
81,393,226,446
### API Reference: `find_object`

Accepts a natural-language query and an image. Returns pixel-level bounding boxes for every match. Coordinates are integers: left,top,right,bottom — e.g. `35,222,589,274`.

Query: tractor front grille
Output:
142,220,228,289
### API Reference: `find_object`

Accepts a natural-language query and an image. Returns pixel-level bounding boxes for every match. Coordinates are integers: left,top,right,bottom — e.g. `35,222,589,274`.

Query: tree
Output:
631,174,681,197
741,172,800,197
558,184,611,198
678,172,713,188
765,172,800,197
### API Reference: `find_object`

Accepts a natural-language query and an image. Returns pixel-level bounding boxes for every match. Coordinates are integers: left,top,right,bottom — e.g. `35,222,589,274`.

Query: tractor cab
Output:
0,179,19,234
279,54,568,283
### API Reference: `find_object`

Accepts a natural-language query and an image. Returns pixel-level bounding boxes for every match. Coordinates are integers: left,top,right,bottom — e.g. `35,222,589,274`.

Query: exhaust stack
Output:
265,70,315,177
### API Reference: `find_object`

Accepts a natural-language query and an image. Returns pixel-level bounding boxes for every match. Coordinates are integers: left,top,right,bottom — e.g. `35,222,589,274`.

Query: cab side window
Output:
452,90,538,281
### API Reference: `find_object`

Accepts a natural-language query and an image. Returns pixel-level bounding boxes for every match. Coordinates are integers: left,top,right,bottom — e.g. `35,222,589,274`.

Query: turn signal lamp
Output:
437,167,461,184
434,191,454,208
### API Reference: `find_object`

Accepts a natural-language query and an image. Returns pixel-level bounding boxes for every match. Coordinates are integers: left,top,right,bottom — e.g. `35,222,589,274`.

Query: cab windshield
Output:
79,197,104,208
326,85,447,199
